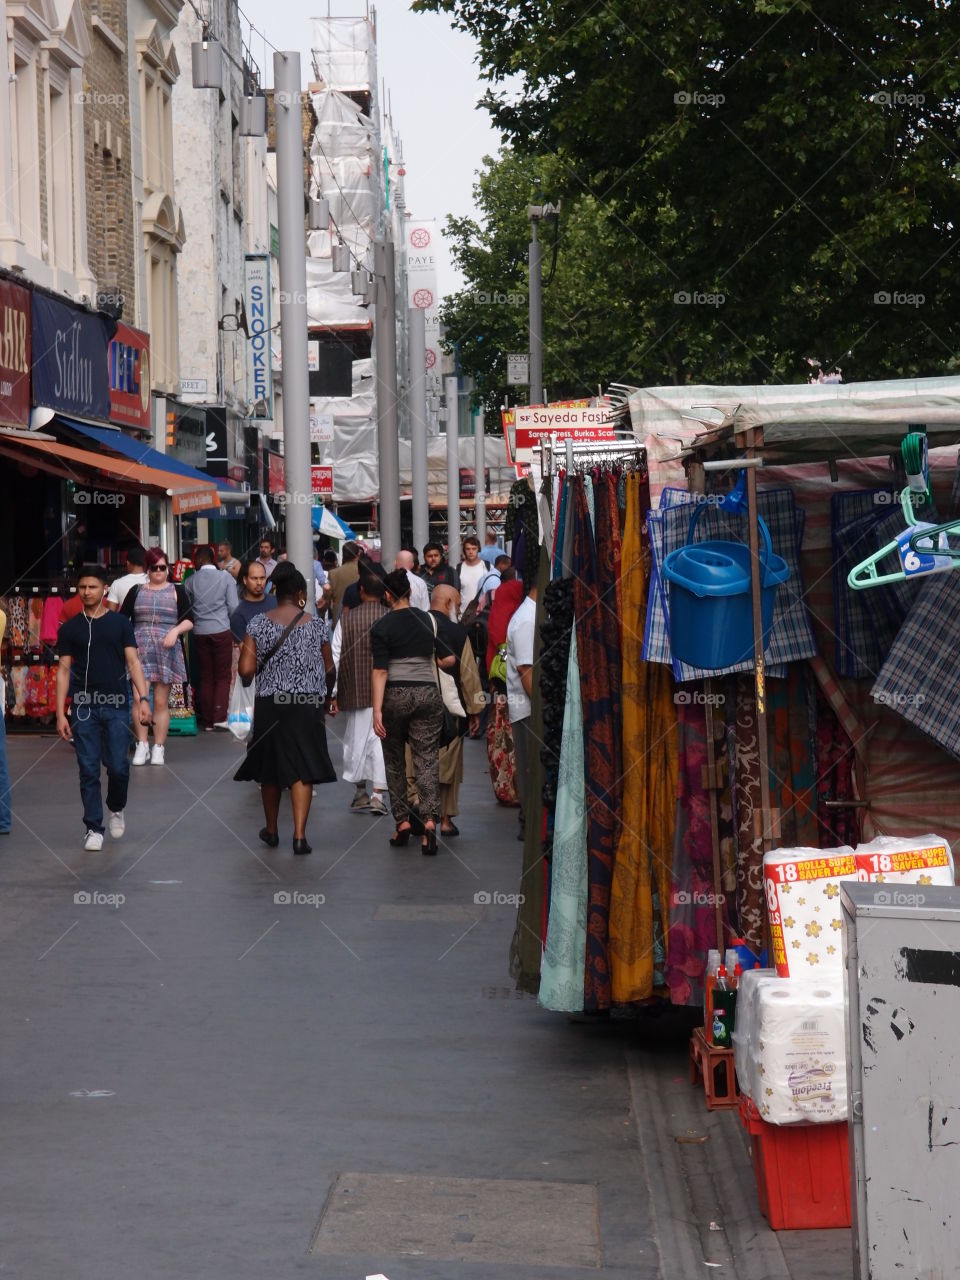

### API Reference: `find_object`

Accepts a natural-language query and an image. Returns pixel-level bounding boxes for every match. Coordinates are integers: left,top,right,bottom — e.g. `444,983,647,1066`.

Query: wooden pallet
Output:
689,1026,740,1110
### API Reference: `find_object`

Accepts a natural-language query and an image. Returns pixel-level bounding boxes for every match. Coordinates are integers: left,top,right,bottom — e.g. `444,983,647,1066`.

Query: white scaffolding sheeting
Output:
311,17,374,91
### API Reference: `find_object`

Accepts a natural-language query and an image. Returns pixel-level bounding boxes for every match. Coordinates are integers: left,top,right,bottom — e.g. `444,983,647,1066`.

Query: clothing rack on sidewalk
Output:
536,436,647,479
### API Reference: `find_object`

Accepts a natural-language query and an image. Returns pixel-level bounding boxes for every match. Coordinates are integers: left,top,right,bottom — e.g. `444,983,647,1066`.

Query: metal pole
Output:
528,216,542,405
375,237,401,567
408,306,429,555
445,374,461,565
273,51,313,608
474,408,486,545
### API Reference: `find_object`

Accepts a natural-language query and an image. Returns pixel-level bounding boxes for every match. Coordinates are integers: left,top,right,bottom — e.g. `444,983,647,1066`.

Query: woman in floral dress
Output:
121,548,193,766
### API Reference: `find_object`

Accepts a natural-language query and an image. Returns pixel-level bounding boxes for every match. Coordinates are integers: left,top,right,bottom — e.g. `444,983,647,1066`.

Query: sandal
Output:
390,823,412,847
421,825,438,856
440,821,459,837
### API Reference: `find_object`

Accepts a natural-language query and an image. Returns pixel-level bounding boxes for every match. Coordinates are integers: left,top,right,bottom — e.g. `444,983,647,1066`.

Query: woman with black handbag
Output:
234,563,336,854
371,569,447,855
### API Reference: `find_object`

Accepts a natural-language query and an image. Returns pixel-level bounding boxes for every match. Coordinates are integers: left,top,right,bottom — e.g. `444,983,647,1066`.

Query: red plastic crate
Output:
738,1095,851,1230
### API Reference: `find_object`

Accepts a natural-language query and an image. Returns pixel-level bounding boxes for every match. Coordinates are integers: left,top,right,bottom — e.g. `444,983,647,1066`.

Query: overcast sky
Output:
235,0,500,297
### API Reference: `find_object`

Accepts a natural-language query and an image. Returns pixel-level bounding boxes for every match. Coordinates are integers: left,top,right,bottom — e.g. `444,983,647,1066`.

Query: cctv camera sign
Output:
0,278,30,428
244,255,272,419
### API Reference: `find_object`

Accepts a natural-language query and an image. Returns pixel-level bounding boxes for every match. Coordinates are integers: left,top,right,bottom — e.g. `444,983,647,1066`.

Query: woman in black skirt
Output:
234,563,336,854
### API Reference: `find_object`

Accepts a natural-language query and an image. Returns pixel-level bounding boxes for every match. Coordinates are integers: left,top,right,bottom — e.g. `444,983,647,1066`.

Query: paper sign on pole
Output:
311,465,334,497
309,404,334,443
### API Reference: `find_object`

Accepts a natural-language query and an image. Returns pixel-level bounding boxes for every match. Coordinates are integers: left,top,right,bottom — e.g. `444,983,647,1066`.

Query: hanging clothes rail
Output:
536,437,647,478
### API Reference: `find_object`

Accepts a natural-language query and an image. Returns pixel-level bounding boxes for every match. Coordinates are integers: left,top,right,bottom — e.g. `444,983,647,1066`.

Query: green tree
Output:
419,0,960,387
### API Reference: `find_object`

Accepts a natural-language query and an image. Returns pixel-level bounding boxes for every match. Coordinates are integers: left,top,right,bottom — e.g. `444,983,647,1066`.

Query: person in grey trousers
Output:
185,546,239,729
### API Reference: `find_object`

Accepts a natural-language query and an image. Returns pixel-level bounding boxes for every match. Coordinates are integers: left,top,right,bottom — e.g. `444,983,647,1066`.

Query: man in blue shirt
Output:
56,565,152,851
185,545,239,729
478,530,503,566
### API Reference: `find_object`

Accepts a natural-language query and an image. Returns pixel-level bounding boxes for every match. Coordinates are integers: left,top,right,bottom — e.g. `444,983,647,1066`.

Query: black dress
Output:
233,613,337,788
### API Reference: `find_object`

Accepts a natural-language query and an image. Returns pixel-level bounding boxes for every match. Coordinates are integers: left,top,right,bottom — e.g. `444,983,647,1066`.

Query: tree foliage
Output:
417,0,960,402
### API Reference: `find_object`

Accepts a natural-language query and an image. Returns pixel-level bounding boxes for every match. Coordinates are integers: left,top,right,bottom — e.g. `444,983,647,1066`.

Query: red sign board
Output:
268,451,286,496
311,465,334,497
0,279,31,428
514,406,616,451
108,322,151,430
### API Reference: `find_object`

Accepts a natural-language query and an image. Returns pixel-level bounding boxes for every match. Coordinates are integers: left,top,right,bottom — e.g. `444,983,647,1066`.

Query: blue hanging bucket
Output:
662,505,790,670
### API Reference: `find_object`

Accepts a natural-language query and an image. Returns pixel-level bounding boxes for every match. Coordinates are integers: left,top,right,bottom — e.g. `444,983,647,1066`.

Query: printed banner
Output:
311,464,334,497
0,278,30,428
245,255,272,417
406,220,442,404
108,322,150,430
32,293,112,421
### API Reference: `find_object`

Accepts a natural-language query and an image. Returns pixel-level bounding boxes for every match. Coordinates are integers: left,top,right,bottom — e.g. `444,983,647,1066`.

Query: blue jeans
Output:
0,711,11,832
71,704,131,833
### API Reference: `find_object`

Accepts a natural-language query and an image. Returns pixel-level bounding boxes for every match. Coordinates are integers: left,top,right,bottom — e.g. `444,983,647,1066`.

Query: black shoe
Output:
389,824,411,847
440,822,459,838
292,837,312,855
421,826,438,856
259,827,279,848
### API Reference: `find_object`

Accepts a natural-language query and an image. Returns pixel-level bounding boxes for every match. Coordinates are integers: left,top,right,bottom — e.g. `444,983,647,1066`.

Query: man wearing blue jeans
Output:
56,566,152,852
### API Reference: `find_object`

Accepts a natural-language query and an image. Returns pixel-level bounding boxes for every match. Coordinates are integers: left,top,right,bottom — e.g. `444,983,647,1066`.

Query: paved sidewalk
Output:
0,728,850,1278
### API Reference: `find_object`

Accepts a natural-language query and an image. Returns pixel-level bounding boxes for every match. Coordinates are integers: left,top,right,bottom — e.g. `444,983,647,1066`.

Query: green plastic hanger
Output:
847,488,957,589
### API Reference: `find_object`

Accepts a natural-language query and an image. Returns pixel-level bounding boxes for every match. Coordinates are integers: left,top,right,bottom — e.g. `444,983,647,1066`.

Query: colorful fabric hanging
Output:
538,627,588,1011
609,471,678,1001
571,477,622,1011
665,698,735,1006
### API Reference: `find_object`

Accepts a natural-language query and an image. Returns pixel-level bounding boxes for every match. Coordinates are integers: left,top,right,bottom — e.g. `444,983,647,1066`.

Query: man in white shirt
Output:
105,546,148,611
505,583,538,840
395,549,431,611
456,535,487,613
475,554,513,612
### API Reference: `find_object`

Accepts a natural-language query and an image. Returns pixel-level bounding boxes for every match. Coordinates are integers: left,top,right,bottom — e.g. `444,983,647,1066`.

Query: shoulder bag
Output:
428,613,466,718
256,609,305,674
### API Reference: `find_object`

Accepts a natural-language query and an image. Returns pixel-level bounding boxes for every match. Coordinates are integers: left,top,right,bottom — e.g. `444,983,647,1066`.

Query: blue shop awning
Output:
57,417,239,490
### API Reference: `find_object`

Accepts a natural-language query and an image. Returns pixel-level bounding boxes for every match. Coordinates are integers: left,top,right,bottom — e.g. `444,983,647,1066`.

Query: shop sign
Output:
180,377,207,395
267,450,286,496
244,255,272,418
513,405,616,451
32,293,112,421
311,465,334,497
108,322,150,429
309,405,334,443
0,278,31,428
459,467,490,499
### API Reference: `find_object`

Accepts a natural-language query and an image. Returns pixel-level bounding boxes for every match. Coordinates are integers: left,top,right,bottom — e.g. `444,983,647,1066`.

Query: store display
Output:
763,846,857,977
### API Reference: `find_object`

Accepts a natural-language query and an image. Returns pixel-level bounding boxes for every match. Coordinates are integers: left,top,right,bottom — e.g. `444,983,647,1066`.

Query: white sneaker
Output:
150,744,165,766
132,741,150,766
83,829,104,852
108,810,125,839
368,793,389,816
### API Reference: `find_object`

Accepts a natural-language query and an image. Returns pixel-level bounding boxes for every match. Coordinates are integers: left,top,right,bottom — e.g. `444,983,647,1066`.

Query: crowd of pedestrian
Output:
41,524,534,857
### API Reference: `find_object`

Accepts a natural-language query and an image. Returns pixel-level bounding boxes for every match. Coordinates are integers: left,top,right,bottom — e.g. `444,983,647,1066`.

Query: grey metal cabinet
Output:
842,882,960,1280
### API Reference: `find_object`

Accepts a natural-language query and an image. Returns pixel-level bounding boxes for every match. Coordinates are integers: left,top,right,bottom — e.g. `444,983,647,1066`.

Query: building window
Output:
11,55,40,254
49,85,74,272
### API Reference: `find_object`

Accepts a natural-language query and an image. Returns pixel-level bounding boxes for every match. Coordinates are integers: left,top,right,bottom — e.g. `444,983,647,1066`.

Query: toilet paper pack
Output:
763,846,857,978
854,833,954,887
734,971,847,1124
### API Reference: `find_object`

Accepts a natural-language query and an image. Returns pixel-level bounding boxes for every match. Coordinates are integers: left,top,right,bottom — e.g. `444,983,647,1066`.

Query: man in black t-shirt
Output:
56,565,152,851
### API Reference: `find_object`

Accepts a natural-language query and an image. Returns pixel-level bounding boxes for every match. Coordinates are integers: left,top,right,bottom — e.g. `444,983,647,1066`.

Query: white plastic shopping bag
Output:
227,677,255,741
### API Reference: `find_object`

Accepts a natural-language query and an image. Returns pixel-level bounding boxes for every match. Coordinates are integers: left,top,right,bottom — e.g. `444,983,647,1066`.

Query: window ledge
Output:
91,17,125,58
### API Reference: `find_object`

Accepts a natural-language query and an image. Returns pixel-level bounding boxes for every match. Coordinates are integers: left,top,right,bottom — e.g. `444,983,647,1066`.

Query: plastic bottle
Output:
711,965,737,1048
724,948,740,977
704,950,721,1043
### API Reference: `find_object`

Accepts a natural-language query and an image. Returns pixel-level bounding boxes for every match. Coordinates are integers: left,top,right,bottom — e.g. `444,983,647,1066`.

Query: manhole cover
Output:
374,904,480,923
310,1172,600,1267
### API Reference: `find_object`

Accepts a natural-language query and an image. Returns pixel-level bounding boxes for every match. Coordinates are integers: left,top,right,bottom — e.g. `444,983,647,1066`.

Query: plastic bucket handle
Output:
687,501,775,573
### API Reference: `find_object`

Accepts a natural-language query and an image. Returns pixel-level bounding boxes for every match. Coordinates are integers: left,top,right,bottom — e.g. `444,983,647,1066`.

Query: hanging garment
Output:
665,698,735,1007
768,667,820,849
539,579,576,828
25,665,47,717
27,598,43,648
39,596,64,647
486,694,519,806
871,571,960,763
729,675,767,953
9,598,27,649
538,627,588,1011
815,683,860,848
552,475,569,579
9,665,27,716
645,487,816,679
571,477,621,1011
609,471,679,1002
509,547,550,994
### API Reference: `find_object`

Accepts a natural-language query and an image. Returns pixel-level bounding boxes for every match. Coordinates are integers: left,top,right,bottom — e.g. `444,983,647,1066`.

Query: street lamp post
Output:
273,51,313,606
408,306,429,555
374,237,401,568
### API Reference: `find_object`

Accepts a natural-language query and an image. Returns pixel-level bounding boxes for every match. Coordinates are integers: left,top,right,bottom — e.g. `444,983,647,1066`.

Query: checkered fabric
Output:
871,570,960,763
832,490,929,679
807,655,868,761
644,486,817,680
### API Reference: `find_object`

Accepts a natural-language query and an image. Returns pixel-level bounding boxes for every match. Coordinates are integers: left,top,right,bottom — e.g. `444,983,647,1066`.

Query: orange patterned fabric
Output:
609,471,678,1001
